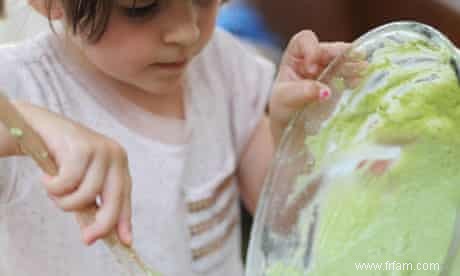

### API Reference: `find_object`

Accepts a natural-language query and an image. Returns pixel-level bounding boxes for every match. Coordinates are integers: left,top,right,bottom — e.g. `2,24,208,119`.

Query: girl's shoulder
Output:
188,28,276,157
200,27,276,76
191,27,276,94
0,32,50,65
0,43,24,76
0,32,56,101
0,43,28,100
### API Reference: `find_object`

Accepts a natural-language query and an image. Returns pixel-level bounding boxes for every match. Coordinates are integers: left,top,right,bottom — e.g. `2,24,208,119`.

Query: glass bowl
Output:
246,21,460,276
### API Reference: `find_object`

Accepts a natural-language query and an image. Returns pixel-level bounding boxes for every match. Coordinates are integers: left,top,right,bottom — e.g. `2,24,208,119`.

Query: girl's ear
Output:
28,0,64,20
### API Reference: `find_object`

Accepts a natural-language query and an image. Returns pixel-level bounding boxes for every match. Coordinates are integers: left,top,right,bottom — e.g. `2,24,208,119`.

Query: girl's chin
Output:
139,77,187,95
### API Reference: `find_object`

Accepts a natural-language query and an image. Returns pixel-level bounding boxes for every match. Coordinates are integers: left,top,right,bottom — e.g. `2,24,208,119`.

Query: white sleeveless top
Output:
0,27,275,276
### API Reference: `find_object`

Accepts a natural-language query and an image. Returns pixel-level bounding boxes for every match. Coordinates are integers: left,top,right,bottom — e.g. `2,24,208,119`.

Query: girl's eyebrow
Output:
117,0,155,7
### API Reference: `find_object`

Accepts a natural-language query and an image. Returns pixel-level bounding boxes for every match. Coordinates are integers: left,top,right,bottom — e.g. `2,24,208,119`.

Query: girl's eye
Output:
122,1,160,18
193,0,215,7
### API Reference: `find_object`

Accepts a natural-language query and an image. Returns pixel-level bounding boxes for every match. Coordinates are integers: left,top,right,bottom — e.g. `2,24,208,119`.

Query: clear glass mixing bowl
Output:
246,21,460,276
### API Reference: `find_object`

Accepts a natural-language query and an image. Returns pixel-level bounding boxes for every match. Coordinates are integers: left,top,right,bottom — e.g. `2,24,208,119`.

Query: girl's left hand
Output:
269,30,349,145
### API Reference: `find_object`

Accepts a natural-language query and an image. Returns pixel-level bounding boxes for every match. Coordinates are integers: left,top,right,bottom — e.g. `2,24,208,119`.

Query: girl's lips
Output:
153,60,188,70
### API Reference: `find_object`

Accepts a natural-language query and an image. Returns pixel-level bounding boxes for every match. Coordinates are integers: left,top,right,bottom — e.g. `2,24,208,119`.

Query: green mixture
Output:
267,36,460,275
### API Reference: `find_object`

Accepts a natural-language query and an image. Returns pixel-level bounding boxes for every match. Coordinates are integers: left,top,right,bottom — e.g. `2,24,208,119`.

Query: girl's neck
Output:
59,34,186,121
118,81,186,121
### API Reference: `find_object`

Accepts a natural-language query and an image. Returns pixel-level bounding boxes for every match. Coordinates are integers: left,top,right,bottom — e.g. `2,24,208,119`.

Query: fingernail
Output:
126,231,133,246
319,89,331,101
82,233,90,245
83,230,94,246
125,224,133,245
307,64,319,75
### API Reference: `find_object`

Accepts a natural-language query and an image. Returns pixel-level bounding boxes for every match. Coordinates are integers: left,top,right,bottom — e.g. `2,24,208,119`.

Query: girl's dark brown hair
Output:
48,0,114,43
0,0,4,18
50,0,226,43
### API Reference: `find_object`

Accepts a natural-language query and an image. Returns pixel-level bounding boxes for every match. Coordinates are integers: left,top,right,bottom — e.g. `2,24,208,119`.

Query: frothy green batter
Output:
267,35,460,275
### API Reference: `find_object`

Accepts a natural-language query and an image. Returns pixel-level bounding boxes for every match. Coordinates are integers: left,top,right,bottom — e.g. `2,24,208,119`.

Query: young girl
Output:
0,0,346,275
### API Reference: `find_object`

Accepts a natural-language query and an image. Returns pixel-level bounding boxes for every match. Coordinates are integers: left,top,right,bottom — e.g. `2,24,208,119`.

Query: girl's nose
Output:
163,3,201,47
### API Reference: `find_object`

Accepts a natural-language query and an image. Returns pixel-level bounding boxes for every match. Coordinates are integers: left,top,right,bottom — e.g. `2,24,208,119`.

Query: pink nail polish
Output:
320,89,331,101
307,65,319,74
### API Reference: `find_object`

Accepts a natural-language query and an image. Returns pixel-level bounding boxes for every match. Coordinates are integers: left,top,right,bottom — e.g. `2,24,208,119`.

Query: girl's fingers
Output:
117,167,133,246
83,159,124,245
338,61,369,89
13,102,133,246
270,80,331,126
272,80,330,109
279,30,322,80
279,33,351,81
54,152,108,212
338,61,368,78
319,42,350,66
42,147,92,197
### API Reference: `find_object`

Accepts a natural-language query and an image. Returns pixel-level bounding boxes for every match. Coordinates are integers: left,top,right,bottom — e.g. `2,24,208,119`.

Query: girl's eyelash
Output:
122,0,215,19
193,0,214,7
123,1,160,18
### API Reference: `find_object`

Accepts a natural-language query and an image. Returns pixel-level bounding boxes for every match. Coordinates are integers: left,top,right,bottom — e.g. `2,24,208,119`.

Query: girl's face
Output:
70,0,220,94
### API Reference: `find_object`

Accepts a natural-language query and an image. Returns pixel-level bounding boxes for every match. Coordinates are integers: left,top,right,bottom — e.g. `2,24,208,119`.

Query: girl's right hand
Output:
3,101,133,246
